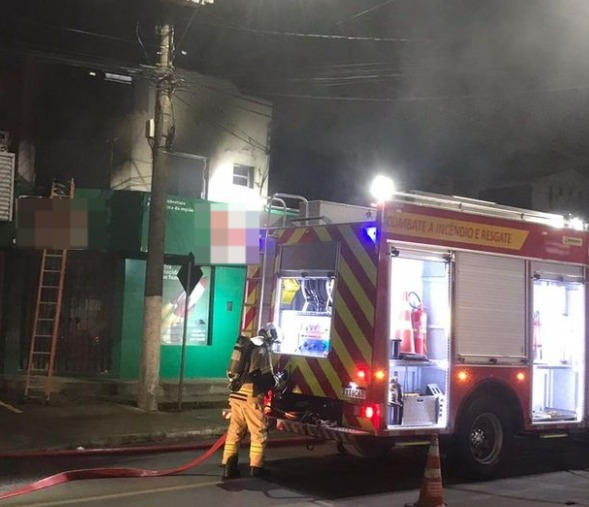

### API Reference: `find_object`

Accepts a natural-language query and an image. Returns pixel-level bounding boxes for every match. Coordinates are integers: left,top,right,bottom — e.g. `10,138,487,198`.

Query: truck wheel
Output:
456,395,513,478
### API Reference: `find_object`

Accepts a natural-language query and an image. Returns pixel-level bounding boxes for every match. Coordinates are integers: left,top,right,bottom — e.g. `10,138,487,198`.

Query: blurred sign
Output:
141,199,259,264
16,197,89,249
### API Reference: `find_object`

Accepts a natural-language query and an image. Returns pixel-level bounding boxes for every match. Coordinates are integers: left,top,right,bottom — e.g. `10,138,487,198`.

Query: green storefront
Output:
115,260,244,379
0,188,247,380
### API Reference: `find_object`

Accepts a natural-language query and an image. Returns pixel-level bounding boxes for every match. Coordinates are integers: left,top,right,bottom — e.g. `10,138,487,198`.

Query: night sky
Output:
4,0,589,206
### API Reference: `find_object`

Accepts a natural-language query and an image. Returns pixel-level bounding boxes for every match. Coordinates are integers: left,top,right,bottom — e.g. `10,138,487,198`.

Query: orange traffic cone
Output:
405,434,446,507
395,292,415,354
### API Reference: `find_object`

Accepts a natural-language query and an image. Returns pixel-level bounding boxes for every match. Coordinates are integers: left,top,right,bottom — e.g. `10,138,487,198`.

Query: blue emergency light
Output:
365,226,378,244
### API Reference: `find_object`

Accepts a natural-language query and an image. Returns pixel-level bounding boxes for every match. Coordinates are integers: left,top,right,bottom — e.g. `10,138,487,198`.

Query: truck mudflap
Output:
271,417,371,444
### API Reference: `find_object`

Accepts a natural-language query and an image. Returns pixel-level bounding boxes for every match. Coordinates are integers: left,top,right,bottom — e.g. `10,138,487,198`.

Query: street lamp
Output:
370,175,395,204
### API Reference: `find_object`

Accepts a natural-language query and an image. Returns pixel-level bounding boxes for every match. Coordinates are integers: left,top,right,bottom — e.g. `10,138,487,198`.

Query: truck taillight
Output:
355,368,386,382
360,403,381,427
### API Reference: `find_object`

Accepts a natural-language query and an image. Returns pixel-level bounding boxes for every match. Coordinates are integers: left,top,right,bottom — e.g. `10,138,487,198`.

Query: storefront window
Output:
160,264,212,346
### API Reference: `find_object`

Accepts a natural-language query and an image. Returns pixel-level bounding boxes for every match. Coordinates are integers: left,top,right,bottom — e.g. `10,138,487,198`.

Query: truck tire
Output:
456,395,514,478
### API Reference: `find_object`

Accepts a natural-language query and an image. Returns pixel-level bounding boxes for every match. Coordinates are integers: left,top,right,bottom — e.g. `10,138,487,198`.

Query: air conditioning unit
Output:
0,152,15,222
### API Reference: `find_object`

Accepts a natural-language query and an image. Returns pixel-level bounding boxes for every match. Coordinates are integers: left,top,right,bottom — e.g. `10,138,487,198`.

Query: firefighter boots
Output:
250,466,271,478
222,455,241,480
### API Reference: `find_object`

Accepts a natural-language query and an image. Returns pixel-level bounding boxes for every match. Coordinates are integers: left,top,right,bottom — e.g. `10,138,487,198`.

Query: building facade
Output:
0,58,273,380
479,169,589,218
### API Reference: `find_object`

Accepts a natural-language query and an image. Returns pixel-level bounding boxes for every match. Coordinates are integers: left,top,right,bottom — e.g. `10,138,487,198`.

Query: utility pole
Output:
137,0,214,411
137,23,175,411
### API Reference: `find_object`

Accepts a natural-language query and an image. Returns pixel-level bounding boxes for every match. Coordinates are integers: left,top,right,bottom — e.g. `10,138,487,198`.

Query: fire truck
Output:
242,191,588,477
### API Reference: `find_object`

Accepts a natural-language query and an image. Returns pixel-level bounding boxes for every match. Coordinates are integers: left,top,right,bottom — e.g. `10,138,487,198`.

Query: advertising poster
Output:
160,264,212,346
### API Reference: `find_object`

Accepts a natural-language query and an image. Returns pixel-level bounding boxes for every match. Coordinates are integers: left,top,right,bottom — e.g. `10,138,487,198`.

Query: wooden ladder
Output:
24,179,75,403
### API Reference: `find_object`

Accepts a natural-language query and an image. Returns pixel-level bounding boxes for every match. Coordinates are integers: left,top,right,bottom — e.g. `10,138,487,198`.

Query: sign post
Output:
176,252,203,411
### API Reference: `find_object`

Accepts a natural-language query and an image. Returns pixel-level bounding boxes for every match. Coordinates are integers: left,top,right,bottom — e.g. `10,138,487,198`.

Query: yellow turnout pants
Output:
222,383,268,468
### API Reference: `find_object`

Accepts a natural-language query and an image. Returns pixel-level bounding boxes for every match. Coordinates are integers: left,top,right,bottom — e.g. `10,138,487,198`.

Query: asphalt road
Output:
2,435,589,506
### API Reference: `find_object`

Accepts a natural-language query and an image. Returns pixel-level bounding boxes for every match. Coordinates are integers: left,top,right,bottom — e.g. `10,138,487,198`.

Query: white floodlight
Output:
551,216,565,229
370,175,395,203
569,216,586,231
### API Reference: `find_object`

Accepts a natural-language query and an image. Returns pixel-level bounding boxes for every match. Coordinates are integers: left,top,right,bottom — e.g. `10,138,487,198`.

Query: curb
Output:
90,426,231,447
0,430,321,458
0,427,229,457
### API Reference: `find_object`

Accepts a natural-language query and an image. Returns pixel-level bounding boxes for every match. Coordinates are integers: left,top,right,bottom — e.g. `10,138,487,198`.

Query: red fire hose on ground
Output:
0,433,227,502
0,432,317,502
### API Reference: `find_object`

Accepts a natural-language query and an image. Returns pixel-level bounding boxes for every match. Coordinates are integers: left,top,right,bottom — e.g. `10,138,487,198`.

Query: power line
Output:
175,87,272,118
174,4,203,64
174,95,268,152
176,75,274,110
189,21,432,43
264,85,589,104
13,17,144,47
0,45,152,79
336,0,399,26
135,22,152,65
276,73,404,84
0,41,273,116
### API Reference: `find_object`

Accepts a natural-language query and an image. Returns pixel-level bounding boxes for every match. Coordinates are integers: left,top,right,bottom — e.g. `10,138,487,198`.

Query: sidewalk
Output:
0,376,234,453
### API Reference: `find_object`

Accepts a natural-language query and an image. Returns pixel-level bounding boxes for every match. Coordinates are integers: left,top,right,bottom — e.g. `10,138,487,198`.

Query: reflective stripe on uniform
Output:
222,384,268,468
229,393,247,402
239,384,254,395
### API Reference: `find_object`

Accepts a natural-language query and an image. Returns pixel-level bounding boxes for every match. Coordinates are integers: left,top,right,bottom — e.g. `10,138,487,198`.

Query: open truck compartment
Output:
387,248,451,429
531,264,585,423
273,241,339,358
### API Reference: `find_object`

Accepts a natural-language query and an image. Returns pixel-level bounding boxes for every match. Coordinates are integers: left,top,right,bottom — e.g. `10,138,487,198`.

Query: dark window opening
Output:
233,164,254,188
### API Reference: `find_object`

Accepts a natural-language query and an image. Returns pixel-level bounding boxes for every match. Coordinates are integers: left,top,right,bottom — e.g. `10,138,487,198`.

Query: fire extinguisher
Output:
409,292,427,356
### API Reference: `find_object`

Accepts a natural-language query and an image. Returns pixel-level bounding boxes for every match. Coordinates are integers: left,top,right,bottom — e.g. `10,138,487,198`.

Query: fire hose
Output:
0,431,318,502
0,433,227,502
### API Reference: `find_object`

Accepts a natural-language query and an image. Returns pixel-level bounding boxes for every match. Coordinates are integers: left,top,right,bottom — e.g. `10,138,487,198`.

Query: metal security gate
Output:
56,251,117,375
20,251,118,376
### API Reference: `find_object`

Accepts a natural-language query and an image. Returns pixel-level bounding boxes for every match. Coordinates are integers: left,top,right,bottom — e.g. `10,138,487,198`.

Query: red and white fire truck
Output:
242,191,588,477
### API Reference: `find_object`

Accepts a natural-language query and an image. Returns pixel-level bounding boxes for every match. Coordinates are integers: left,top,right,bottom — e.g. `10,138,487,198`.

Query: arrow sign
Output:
177,253,203,295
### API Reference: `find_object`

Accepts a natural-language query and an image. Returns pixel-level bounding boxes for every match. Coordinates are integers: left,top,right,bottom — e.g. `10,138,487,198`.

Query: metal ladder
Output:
24,179,75,403
240,194,309,337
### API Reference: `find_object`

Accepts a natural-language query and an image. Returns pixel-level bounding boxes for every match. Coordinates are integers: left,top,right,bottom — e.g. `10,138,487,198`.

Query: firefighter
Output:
221,324,287,479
